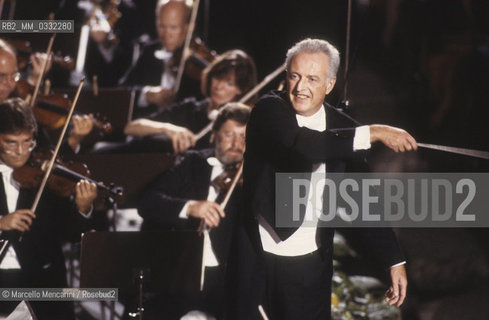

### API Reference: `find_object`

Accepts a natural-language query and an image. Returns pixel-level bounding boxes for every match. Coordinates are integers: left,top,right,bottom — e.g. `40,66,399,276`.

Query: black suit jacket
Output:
0,174,91,287
121,41,202,102
138,149,241,268
243,90,404,269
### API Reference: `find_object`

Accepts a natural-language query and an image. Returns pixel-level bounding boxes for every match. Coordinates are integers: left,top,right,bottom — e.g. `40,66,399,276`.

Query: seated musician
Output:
121,0,213,112
0,39,94,154
137,103,251,319
95,49,256,154
0,98,97,319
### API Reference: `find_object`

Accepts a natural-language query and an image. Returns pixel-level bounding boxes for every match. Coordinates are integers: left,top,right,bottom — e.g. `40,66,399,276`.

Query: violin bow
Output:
29,34,55,107
198,161,243,235
199,160,243,290
173,0,201,94
194,63,286,141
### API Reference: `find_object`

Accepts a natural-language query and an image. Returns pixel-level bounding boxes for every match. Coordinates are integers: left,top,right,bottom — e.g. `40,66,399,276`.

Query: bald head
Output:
156,0,191,52
0,40,18,102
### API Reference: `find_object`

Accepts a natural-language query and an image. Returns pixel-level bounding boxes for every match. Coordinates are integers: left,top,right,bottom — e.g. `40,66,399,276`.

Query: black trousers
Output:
142,266,226,320
262,249,333,320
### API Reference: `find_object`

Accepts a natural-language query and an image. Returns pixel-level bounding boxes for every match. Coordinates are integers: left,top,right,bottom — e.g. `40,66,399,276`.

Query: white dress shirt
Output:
178,157,224,267
0,162,22,269
138,48,175,107
258,106,372,256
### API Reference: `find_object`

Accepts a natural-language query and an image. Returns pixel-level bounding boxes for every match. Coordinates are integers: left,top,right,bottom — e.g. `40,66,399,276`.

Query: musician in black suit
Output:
138,102,251,319
243,38,418,320
93,49,256,154
120,0,201,111
0,98,98,319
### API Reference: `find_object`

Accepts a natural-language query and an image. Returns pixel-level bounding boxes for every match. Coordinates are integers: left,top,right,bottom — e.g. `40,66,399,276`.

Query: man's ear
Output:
325,77,336,95
210,132,215,144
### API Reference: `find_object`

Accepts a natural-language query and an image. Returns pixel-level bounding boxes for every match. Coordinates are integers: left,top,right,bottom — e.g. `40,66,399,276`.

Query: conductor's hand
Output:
385,264,408,307
0,209,36,232
369,124,417,152
75,180,98,215
187,201,225,228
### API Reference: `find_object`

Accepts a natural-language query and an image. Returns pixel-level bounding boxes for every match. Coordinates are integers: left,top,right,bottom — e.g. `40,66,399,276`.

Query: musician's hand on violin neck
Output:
71,114,95,137
75,180,98,215
144,86,175,109
187,200,225,228
67,114,95,152
28,52,53,85
0,209,36,232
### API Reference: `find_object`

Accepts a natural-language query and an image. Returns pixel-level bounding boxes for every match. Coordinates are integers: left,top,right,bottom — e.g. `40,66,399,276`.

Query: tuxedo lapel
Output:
192,150,214,200
0,173,8,216
16,188,35,211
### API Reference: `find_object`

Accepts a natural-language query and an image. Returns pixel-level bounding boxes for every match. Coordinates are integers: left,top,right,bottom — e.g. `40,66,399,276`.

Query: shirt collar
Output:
154,48,173,61
0,161,13,174
296,105,326,130
207,157,223,167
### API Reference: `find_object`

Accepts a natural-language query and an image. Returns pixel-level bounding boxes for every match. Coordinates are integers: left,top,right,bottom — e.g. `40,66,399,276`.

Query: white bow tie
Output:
154,49,173,61
207,157,223,167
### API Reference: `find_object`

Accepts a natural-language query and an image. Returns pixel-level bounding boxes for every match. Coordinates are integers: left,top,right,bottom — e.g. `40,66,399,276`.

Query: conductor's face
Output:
157,2,188,52
287,52,336,117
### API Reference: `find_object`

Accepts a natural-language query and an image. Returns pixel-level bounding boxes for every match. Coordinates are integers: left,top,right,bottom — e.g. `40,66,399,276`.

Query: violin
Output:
13,148,122,198
211,162,243,191
87,0,122,47
171,37,217,82
199,161,243,235
8,39,75,71
15,79,112,133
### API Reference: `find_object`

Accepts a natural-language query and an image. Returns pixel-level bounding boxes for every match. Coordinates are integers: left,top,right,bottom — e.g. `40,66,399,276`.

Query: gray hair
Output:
285,38,340,82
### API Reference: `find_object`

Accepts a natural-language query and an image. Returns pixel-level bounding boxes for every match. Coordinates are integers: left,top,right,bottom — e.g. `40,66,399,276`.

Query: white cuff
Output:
137,86,151,107
390,261,406,268
79,205,93,219
353,125,371,151
178,201,196,219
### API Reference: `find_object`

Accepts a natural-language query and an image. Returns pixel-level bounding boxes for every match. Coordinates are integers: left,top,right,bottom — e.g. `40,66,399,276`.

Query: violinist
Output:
120,0,202,112
0,39,94,154
77,0,145,86
137,102,250,319
97,49,256,154
0,98,97,319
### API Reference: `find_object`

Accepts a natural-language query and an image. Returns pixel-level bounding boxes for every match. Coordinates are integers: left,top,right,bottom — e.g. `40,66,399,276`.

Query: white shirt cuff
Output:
137,86,151,107
79,205,93,219
178,201,196,219
353,125,371,151
390,261,406,268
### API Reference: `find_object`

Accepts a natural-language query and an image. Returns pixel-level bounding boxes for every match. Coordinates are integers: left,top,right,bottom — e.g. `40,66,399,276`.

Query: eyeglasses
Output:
0,71,20,83
1,139,36,155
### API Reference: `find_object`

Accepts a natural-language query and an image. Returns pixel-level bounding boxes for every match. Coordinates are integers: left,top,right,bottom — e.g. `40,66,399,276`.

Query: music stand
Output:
80,231,203,319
